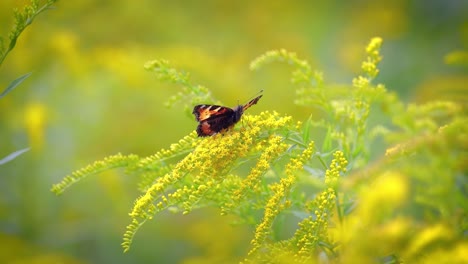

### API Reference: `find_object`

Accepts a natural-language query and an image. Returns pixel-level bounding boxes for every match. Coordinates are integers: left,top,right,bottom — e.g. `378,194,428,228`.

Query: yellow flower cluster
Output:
295,188,336,259
352,76,370,89
125,111,294,252
353,37,383,88
123,147,205,252
136,132,198,191
325,151,348,188
294,151,347,259
363,37,383,78
51,153,139,195
224,135,288,213
24,102,47,152
248,141,315,257
337,172,409,261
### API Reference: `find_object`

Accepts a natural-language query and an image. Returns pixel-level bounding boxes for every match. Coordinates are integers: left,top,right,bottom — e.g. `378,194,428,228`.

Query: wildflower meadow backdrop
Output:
1,1,466,263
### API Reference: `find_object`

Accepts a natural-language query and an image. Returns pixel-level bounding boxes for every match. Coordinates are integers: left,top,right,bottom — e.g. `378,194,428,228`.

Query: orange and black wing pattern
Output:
193,105,232,122
192,105,235,137
192,94,263,137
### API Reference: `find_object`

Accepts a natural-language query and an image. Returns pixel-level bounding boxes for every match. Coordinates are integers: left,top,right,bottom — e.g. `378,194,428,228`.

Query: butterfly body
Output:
192,95,262,137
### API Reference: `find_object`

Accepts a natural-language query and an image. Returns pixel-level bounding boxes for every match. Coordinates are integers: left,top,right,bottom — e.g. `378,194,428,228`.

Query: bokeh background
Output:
1,0,466,263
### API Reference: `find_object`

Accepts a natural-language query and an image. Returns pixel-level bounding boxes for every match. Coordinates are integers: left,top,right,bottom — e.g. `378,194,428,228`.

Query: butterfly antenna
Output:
244,89,264,104
254,89,264,98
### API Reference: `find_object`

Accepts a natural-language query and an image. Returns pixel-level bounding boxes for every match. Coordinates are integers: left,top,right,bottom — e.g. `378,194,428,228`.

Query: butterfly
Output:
192,93,263,137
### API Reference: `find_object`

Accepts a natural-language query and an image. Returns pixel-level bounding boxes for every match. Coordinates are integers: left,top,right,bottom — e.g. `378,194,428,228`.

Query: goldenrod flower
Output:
249,141,315,256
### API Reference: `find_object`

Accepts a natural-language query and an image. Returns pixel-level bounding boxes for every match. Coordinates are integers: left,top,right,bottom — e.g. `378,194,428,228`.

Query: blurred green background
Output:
0,0,466,263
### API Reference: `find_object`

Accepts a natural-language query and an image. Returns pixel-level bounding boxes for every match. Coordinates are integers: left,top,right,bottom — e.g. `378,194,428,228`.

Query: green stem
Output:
0,1,57,67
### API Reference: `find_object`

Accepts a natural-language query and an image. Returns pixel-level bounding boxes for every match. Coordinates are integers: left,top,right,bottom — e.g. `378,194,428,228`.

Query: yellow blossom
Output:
24,102,47,152
249,141,315,257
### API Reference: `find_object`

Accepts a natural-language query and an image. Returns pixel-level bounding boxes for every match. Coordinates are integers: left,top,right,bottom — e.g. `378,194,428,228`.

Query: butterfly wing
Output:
192,94,263,137
193,105,235,136
193,105,233,121
242,94,263,111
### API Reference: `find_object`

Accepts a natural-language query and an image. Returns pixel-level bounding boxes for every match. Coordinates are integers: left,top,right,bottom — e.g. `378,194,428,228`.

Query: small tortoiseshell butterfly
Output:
192,93,263,137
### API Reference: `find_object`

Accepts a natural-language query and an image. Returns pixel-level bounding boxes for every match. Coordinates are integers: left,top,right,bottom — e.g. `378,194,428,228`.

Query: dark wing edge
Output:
196,113,238,137
242,94,263,111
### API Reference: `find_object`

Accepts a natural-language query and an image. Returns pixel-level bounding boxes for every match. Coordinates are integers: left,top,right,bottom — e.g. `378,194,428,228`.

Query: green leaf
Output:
0,72,32,98
322,125,333,152
302,114,313,143
0,148,30,165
